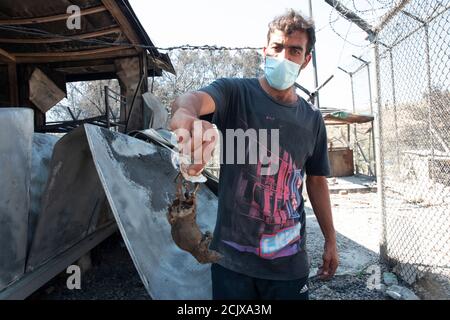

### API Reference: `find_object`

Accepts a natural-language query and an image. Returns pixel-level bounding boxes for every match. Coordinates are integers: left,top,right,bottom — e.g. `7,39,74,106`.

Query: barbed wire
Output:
0,1,393,54
351,0,394,15
327,3,372,49
0,24,263,52
326,0,398,48
158,44,263,51
0,1,416,55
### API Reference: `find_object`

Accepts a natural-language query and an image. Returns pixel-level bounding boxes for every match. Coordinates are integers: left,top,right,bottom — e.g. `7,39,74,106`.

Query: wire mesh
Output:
336,48,376,177
375,0,450,296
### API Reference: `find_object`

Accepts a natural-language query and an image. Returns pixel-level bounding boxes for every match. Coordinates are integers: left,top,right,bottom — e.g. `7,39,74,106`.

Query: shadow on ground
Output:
30,201,414,300
28,232,149,300
29,224,388,300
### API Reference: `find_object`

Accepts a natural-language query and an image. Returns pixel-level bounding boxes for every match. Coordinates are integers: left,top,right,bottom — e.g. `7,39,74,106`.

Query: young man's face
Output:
264,29,312,69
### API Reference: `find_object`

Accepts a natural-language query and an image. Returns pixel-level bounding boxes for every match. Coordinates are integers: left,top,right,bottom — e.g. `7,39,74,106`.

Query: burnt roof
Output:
0,0,174,80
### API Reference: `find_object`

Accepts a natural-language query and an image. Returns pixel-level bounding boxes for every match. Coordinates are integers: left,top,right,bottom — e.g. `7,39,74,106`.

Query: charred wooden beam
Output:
101,0,141,50
0,26,122,44
8,63,18,105
66,72,118,82
0,47,16,62
0,5,107,25
15,47,137,63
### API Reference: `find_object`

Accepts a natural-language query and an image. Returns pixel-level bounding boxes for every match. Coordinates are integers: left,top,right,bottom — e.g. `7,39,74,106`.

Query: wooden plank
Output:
15,47,137,63
54,64,116,74
0,48,16,62
0,27,122,44
0,5,107,25
101,0,141,49
64,72,118,82
48,58,117,69
29,68,66,113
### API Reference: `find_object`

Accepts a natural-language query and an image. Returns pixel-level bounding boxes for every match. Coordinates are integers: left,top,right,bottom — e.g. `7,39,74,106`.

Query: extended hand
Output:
170,110,217,176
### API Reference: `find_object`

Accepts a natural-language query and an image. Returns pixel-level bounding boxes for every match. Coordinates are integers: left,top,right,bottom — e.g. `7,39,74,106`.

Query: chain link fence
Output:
337,50,377,177
375,0,450,298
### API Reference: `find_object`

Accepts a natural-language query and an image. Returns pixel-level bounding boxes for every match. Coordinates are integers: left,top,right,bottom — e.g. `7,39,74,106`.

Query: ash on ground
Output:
28,232,150,300
29,189,422,300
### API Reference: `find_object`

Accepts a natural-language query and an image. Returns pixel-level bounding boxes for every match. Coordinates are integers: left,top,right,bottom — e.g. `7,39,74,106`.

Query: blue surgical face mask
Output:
264,56,301,90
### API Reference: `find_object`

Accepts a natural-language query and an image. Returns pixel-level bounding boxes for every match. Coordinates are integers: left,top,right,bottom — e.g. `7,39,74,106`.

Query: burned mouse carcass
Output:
167,173,222,264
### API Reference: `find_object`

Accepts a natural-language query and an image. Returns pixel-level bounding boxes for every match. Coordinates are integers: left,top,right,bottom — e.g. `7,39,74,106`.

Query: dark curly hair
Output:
267,9,316,55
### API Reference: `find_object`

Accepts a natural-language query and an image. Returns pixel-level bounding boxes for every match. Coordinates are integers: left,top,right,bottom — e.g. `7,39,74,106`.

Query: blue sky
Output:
129,0,385,111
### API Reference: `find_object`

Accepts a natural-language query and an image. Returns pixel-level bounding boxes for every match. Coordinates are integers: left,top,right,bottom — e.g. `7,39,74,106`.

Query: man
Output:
170,9,338,300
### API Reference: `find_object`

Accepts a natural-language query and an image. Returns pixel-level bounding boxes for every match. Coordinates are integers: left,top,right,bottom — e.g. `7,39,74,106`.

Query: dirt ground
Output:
306,191,387,300
28,232,150,300
29,189,415,300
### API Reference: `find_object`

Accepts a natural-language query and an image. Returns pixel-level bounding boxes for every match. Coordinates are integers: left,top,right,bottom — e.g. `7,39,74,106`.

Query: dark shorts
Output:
211,263,309,300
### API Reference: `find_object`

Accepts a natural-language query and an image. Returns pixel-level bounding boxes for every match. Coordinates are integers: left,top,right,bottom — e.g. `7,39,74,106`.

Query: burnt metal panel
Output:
21,123,216,299
26,126,111,272
0,108,33,291
29,133,60,250
84,124,217,299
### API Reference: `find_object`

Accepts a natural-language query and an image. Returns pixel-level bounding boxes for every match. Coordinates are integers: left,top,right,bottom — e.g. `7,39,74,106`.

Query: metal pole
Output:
373,41,388,262
367,64,377,176
374,0,413,34
347,124,351,146
367,64,377,177
309,0,320,108
324,0,376,41
352,55,377,176
350,73,358,175
104,86,110,129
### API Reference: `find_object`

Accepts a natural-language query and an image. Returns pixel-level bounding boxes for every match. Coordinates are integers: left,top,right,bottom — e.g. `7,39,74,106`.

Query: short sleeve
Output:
305,113,331,176
198,78,234,131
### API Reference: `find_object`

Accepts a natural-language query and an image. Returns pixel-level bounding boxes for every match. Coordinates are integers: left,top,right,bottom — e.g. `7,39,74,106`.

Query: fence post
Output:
104,86,110,129
373,41,388,263
366,63,377,177
350,73,359,175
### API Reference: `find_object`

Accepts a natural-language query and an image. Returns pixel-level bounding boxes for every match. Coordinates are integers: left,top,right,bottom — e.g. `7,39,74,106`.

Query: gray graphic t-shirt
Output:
200,78,330,280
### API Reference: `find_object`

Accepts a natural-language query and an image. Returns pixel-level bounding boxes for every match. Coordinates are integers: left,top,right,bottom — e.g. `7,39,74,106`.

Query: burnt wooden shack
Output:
0,0,174,132
0,1,175,300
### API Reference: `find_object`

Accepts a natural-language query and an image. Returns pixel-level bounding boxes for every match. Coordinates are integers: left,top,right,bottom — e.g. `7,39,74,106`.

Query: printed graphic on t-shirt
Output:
223,149,304,260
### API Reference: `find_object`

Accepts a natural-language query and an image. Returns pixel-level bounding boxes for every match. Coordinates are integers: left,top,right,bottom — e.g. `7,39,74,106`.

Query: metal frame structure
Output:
0,0,175,300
